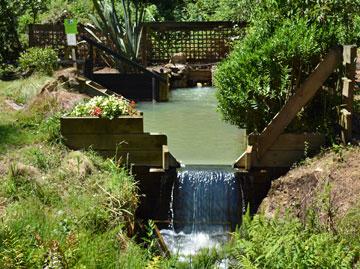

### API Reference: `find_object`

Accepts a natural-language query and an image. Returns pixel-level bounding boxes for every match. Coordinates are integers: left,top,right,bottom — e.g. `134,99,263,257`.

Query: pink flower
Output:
91,106,102,117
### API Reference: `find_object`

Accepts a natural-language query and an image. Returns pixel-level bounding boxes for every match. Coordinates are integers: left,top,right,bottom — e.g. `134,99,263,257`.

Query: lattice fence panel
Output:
140,22,246,65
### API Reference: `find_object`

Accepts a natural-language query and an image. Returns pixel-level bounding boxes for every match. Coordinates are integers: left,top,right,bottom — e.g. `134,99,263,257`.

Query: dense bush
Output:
215,1,360,133
19,47,58,75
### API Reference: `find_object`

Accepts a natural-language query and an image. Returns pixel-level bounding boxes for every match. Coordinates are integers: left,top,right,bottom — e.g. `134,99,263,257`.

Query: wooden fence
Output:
139,21,246,65
28,21,246,66
28,24,114,64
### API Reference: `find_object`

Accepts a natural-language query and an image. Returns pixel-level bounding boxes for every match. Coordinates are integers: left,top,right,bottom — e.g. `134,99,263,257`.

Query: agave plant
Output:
90,0,147,60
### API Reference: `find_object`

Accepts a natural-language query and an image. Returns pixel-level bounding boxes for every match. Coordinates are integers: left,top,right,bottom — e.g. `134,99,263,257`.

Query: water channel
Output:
137,87,246,258
137,87,246,165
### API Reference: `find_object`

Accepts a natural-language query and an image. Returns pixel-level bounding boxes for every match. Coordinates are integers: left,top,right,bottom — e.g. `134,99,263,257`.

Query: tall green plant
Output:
90,0,147,60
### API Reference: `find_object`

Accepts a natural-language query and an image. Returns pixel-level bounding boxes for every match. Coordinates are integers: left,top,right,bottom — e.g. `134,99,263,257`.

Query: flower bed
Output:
69,95,139,119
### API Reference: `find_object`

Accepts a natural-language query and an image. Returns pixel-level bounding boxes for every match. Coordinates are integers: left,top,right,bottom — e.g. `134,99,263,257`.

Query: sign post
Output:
64,19,78,69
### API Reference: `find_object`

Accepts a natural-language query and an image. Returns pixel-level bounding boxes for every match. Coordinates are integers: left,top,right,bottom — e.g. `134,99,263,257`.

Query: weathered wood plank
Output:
234,151,246,168
257,48,342,158
342,78,353,98
340,108,352,143
236,133,325,168
162,145,169,170
262,133,325,151
97,150,164,167
343,45,357,65
253,150,307,168
63,133,167,150
61,117,144,134
341,45,356,143
188,69,212,82
245,146,253,170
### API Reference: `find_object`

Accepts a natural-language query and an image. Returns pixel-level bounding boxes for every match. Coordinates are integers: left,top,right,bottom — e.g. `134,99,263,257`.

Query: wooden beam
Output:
62,133,167,150
61,117,144,134
340,45,356,143
257,48,342,158
340,108,352,143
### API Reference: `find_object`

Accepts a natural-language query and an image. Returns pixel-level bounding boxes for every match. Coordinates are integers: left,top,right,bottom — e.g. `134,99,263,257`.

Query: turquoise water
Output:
137,87,246,165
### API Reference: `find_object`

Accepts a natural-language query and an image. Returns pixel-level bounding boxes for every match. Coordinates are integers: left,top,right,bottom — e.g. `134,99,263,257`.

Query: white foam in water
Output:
160,229,228,257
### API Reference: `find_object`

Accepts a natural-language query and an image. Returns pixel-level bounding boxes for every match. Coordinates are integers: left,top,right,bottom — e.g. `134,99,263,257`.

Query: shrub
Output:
215,1,360,133
19,47,58,75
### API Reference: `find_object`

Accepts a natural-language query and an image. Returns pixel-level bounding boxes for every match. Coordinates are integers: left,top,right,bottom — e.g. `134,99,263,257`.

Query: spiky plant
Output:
90,0,147,60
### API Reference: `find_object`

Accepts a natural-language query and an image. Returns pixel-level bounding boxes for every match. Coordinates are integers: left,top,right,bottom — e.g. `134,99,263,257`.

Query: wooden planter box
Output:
60,116,168,167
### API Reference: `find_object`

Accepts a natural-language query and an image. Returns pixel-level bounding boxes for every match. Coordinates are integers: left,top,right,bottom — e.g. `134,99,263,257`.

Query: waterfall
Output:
160,166,242,257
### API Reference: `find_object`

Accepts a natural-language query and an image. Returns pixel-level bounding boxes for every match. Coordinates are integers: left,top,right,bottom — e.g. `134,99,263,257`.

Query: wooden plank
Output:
234,151,246,168
245,146,253,170
141,21,245,31
253,150,308,168
97,150,163,167
61,117,144,134
63,133,167,150
340,108,352,143
343,45,357,65
188,69,212,82
162,145,169,170
264,133,324,151
154,224,171,257
257,48,342,158
342,77,352,98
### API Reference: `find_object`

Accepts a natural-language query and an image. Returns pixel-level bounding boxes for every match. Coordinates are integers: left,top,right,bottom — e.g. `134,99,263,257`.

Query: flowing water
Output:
137,87,246,258
161,166,242,257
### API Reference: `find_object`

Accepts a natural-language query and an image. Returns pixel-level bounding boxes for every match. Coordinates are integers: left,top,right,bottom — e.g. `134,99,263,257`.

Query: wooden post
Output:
340,45,356,143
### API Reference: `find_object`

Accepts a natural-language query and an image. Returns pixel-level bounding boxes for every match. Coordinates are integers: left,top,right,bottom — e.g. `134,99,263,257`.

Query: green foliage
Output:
215,1,360,133
231,211,358,268
182,0,251,22
19,47,58,75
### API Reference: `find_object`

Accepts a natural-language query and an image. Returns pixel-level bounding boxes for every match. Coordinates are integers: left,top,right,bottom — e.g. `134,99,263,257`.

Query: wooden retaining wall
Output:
61,116,176,168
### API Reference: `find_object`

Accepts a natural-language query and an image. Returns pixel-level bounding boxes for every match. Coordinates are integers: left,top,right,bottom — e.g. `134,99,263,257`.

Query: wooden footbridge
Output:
235,45,357,171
